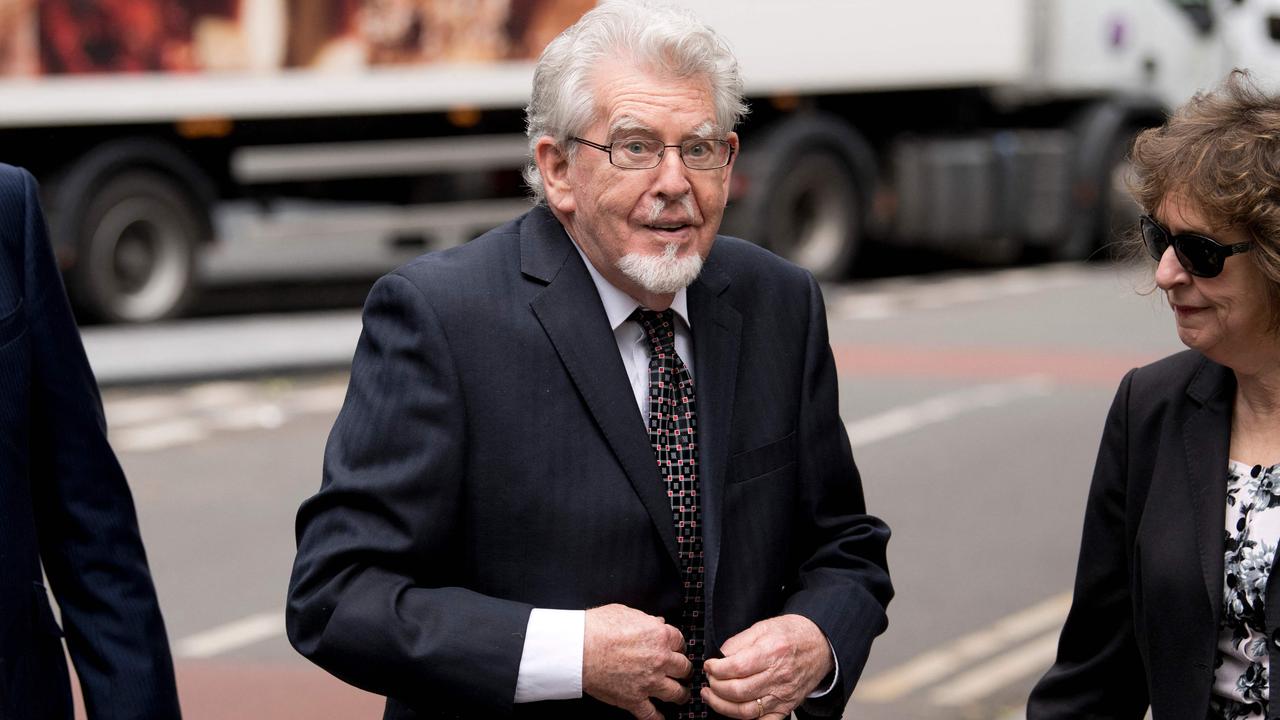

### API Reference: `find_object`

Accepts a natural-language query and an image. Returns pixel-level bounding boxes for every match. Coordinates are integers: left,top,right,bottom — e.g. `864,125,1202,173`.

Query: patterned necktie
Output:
633,308,706,719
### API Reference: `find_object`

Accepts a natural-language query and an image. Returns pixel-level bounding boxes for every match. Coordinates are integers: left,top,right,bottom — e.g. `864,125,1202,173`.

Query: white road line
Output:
175,611,285,658
286,384,349,414
103,395,190,429
854,592,1071,702
104,379,348,453
180,380,259,407
846,375,1053,448
929,630,1061,706
835,263,1092,320
111,419,208,453
208,403,287,432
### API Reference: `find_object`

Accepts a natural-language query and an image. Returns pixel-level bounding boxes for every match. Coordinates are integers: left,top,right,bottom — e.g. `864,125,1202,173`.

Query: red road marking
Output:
833,344,1164,386
75,660,384,720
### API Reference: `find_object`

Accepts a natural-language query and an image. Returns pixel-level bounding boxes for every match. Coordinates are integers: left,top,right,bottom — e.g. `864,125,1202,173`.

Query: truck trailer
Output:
0,0,1275,322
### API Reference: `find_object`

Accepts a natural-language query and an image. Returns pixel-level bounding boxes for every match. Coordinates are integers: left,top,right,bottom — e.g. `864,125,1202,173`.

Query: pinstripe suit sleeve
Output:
785,271,892,717
4,165,181,718
286,271,533,715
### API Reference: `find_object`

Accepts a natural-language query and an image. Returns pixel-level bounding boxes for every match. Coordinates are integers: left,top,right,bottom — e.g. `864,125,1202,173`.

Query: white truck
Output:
0,0,1275,322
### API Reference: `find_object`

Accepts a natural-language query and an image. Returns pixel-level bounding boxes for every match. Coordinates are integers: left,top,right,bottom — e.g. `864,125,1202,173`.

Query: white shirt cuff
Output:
806,638,839,698
513,608,585,703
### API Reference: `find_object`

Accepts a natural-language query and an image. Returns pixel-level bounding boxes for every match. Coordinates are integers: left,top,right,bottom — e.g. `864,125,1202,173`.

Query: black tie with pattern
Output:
633,308,706,719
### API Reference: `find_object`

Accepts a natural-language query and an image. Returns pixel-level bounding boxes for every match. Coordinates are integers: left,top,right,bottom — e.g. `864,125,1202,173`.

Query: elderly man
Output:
287,3,892,719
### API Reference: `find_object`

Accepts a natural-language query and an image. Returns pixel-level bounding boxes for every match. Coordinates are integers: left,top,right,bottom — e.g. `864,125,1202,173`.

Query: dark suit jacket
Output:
1027,350,1269,719
287,206,892,719
0,165,180,720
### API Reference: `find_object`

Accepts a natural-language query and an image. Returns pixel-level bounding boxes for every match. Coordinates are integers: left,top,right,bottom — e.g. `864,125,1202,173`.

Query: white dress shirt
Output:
513,241,836,703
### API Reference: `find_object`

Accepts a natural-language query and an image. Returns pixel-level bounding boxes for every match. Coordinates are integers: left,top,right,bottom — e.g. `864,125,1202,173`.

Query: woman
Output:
1027,71,1280,719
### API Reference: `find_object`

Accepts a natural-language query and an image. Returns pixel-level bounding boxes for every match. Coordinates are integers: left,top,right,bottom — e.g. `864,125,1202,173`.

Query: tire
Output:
762,150,862,279
1054,130,1141,262
728,115,872,280
67,170,201,323
1051,94,1160,263
1099,137,1143,259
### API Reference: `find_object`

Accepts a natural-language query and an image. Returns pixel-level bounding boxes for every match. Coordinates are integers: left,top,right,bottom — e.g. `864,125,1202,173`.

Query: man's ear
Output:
534,136,575,214
720,131,740,201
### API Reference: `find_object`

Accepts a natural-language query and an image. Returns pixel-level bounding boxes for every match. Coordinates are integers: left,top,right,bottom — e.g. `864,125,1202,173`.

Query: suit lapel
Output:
687,253,741,647
1181,358,1234,626
523,209,679,568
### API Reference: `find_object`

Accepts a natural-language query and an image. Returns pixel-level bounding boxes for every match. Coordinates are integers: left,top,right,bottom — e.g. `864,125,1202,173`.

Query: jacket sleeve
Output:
1026,368,1149,719
17,168,182,719
286,271,532,715
782,272,893,717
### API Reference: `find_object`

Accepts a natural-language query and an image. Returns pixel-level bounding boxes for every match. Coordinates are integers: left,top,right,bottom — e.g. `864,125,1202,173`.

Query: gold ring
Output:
756,697,765,717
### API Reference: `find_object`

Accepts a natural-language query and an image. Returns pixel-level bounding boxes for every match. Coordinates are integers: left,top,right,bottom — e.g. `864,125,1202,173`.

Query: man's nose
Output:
651,148,693,197
1154,246,1190,290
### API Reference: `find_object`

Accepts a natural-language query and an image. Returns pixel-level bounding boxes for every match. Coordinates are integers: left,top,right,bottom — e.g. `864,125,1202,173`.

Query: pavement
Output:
81,262,1114,388
82,309,363,387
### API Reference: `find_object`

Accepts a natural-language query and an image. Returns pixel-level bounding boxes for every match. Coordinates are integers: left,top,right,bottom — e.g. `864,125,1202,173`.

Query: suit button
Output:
1272,628,1280,648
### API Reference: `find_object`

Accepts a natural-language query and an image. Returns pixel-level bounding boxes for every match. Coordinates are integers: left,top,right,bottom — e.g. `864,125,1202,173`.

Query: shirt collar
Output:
569,237,691,332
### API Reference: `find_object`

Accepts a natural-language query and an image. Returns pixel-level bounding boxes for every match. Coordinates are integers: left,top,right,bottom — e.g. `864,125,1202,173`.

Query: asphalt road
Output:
84,260,1184,719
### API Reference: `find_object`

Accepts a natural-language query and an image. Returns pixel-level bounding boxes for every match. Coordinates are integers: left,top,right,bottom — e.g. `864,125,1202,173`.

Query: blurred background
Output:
2,0,1278,718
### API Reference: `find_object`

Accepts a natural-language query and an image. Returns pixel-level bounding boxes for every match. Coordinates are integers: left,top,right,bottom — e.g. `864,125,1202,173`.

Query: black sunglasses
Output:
1140,215,1252,278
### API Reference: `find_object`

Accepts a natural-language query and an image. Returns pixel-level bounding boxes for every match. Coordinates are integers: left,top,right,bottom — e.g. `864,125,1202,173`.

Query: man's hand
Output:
583,603,693,720
701,614,833,719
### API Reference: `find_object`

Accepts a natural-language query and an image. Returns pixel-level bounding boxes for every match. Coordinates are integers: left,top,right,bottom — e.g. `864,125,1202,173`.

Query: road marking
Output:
111,419,208,453
106,377,348,453
855,592,1070,702
929,630,1061,706
289,384,349,414
832,344,1162,387
176,611,285,658
834,263,1094,320
207,403,287,432
845,375,1053,448
101,395,189,427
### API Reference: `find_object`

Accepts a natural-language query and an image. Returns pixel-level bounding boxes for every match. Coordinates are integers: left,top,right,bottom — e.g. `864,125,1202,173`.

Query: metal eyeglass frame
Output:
571,136,734,170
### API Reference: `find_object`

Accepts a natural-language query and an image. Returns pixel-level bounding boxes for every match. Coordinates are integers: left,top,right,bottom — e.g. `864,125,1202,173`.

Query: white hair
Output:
617,243,705,294
523,0,748,203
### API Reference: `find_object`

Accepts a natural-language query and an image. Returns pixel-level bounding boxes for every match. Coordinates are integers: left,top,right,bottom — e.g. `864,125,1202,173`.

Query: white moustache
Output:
646,195,698,226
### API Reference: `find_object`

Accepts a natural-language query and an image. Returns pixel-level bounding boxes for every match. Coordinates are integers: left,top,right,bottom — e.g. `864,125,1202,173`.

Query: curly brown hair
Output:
1127,69,1280,326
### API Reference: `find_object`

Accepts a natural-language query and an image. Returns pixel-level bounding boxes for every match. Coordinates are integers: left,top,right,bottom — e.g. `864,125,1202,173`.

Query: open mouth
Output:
645,221,692,235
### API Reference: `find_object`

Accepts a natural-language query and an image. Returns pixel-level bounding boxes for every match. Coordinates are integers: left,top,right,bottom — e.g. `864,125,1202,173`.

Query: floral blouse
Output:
1211,461,1280,720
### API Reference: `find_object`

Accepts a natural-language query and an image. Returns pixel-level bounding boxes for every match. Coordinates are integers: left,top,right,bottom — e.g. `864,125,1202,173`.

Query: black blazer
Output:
0,164,180,719
287,206,893,719
1028,350,1273,719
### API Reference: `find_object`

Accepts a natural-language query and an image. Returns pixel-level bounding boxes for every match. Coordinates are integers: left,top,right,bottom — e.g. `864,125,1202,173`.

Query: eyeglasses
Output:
1139,215,1253,278
572,136,734,170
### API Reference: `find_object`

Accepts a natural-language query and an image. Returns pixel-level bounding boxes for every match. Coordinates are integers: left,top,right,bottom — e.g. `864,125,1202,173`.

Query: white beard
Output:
616,242,704,294
615,194,704,294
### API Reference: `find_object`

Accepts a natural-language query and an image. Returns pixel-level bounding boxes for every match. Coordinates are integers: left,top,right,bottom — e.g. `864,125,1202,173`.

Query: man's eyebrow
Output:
608,116,654,138
690,120,720,138
606,117,722,139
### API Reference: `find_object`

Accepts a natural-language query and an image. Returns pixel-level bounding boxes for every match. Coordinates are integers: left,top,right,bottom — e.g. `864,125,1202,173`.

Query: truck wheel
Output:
69,170,201,323
727,114,873,280
760,150,861,280
1100,139,1142,258
1056,132,1140,262
1054,108,1151,263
